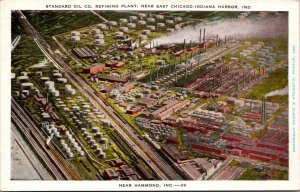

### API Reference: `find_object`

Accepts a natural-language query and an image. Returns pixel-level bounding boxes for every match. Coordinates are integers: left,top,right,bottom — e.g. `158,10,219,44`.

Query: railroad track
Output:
15,10,184,180
11,98,83,180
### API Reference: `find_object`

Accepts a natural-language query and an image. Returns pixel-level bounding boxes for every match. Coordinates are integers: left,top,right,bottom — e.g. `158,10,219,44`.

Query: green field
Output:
23,11,100,40
242,67,288,103
11,36,45,72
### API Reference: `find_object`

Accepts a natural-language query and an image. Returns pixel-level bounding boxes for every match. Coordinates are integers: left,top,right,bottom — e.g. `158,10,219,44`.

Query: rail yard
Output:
11,10,289,180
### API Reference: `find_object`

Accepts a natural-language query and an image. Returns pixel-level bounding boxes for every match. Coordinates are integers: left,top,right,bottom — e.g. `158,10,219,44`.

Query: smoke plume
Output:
265,85,288,97
147,14,288,46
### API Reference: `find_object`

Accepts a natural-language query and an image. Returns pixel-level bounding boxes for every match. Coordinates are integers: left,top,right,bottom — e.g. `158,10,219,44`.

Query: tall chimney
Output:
203,28,206,42
199,29,202,44
183,39,186,51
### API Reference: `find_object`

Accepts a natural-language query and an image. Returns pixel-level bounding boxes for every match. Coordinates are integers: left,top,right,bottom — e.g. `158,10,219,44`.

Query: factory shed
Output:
83,64,106,75
72,47,96,59
161,144,187,163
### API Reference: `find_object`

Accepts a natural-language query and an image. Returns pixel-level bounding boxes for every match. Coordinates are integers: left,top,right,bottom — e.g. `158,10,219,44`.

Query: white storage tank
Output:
166,28,175,33
20,71,28,76
157,23,165,28
129,16,138,21
138,34,147,40
147,18,156,23
91,28,101,35
156,15,164,20
96,23,107,30
127,23,136,29
142,29,151,35
53,73,62,78
166,20,174,25
108,21,118,26
40,77,50,82
119,18,128,25
174,17,182,22
94,39,105,46
138,13,147,18
57,78,68,83
16,76,29,84
119,26,129,33
71,31,80,36
71,35,80,42
147,25,156,31
138,20,146,26
94,34,104,39
45,81,55,88
21,82,33,90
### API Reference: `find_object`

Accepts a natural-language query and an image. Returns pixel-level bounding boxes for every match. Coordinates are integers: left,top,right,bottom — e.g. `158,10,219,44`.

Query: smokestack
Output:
183,39,186,52
261,97,267,125
199,29,202,44
203,28,206,42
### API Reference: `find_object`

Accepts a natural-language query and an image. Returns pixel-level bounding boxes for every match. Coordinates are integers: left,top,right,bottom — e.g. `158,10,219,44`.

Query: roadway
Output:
15,10,184,180
11,98,83,180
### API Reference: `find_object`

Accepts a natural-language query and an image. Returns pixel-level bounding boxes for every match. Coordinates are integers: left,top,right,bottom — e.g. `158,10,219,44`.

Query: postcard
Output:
0,0,299,191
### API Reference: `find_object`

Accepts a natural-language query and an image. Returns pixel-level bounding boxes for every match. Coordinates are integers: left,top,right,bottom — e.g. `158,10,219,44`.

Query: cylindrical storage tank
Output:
142,29,151,35
53,73,62,78
166,20,174,25
40,77,50,82
68,152,74,158
71,31,80,36
95,147,102,154
127,23,136,29
108,21,118,26
51,90,60,97
57,78,68,83
91,28,101,35
91,127,98,133
20,71,28,76
138,13,147,18
138,34,147,40
119,26,128,33
65,84,71,90
45,81,55,88
166,28,175,33
94,34,104,39
35,71,43,76
157,23,165,28
147,18,156,23
174,17,182,22
92,143,99,149
16,76,29,84
71,35,80,42
119,18,128,25
156,15,164,20
147,25,156,31
114,31,124,37
21,82,33,90
79,151,85,157
101,138,108,144
95,132,103,139
138,20,146,26
96,23,107,30
94,39,105,46
129,16,138,21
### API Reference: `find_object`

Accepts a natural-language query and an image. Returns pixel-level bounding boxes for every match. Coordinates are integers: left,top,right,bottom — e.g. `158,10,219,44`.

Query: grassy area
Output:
11,13,26,40
11,36,45,72
242,67,288,102
238,167,265,180
23,11,100,41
